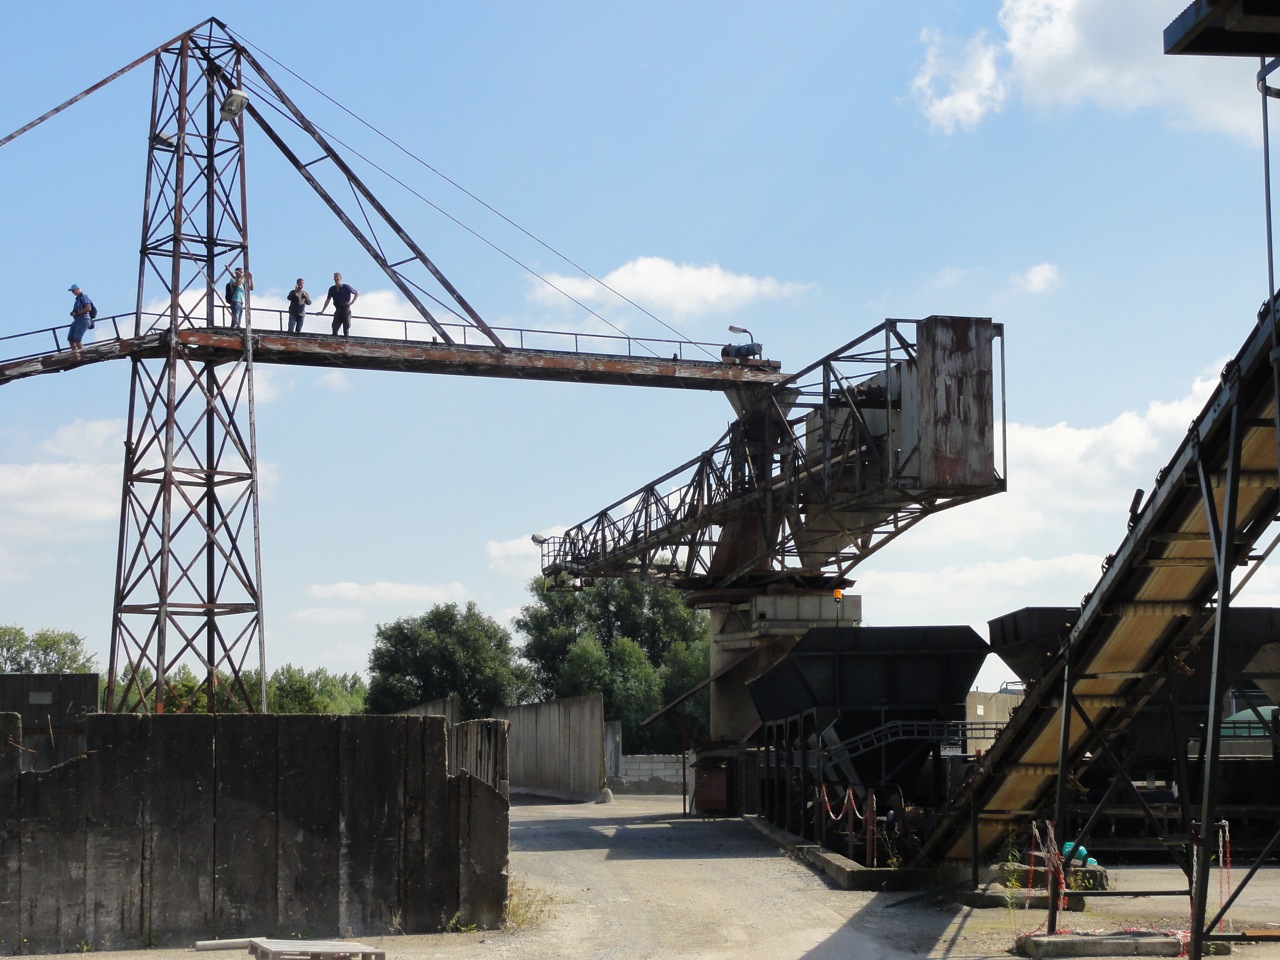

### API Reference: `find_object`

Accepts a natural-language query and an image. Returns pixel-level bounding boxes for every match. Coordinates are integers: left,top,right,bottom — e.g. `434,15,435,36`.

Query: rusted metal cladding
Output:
915,316,996,487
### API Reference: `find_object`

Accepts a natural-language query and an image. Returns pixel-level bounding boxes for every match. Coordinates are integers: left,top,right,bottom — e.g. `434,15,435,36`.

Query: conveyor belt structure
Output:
921,305,1280,865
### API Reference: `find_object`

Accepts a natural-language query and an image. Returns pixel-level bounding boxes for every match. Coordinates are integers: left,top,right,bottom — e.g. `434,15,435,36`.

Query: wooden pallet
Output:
247,939,385,960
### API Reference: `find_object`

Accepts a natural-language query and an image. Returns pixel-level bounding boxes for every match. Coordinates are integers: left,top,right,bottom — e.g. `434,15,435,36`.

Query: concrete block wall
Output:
609,754,690,795
0,711,509,954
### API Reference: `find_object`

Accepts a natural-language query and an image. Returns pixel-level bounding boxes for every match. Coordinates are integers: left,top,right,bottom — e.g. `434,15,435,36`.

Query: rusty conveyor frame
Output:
918,301,1280,955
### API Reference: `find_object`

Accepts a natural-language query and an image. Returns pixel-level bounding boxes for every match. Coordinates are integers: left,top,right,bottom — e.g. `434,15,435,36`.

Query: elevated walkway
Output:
0,311,787,391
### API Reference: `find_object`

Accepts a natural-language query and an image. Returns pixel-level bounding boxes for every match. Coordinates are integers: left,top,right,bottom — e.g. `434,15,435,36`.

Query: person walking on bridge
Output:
66,283,94,356
321,271,358,336
286,277,312,333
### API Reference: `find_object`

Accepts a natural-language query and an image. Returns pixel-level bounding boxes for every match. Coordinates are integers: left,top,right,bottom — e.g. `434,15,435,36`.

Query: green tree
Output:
557,634,610,699
0,625,97,673
162,664,209,714
515,576,708,700
268,665,367,714
515,578,583,696
515,578,710,752
606,636,664,752
268,665,320,713
658,638,711,746
557,633,665,752
366,602,533,718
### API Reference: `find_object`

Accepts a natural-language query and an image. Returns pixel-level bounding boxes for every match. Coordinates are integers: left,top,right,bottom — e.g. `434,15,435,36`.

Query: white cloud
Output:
912,27,1009,133
934,266,969,288
860,552,1101,628
486,534,547,575
529,256,811,320
305,580,469,605
855,368,1221,688
861,366,1221,612
0,462,119,529
39,418,126,462
914,0,1258,138
289,606,366,624
317,370,350,391
251,366,283,404
1010,262,1061,293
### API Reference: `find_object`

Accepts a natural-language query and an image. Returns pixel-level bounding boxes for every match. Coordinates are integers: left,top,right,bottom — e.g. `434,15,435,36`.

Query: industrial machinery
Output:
0,19,786,713
537,314,1007,746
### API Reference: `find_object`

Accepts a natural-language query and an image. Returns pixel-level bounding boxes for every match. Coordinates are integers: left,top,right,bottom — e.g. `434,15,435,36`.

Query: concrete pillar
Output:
706,593,861,743
708,608,762,743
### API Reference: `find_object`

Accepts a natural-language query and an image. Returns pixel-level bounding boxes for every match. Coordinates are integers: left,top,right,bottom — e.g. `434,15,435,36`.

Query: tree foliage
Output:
0,625,97,674
516,577,707,696
658,638,711,746
103,663,367,715
268,665,367,714
366,602,532,718
515,577,710,752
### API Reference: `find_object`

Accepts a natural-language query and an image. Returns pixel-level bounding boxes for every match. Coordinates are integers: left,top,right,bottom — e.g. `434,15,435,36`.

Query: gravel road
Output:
23,794,1280,960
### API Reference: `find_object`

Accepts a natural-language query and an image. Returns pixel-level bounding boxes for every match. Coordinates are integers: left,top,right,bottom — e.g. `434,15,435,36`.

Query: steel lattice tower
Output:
106,23,266,713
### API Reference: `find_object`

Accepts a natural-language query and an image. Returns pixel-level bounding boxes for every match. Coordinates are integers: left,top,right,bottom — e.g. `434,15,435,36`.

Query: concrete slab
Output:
745,814,975,892
1018,932,1189,958
247,938,385,960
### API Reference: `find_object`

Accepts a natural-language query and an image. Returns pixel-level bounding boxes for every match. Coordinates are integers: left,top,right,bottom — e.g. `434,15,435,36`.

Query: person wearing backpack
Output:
66,283,94,356
226,266,253,329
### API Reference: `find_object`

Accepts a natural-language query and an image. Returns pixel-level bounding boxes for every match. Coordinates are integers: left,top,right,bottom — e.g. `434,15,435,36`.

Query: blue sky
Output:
1,2,1275,693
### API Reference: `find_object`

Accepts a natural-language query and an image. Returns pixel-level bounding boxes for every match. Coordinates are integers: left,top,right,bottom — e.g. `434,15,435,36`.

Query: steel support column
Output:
105,24,266,714
1188,399,1243,958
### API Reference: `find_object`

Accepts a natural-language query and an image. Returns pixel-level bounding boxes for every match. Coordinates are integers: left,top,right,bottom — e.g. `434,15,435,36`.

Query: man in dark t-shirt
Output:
321,271,359,336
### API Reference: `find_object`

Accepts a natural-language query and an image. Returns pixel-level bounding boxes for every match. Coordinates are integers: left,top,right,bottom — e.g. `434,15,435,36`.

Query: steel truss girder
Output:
230,45,505,349
538,316,1005,595
106,24,266,714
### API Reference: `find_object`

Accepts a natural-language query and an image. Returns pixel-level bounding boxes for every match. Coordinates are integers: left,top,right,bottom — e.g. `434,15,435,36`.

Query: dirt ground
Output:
23,794,1280,960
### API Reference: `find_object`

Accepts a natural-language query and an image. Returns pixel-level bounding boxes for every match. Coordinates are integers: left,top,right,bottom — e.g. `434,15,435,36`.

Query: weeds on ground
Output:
442,911,478,934
504,873,556,931
1065,870,1096,892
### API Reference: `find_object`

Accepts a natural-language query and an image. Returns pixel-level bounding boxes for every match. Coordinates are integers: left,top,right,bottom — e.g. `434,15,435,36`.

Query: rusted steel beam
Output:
0,19,218,149
176,329,789,390
0,334,167,385
0,329,787,390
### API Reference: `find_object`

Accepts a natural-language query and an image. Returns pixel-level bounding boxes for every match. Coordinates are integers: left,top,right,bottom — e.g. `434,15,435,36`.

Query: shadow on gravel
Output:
799,888,989,960
511,804,798,862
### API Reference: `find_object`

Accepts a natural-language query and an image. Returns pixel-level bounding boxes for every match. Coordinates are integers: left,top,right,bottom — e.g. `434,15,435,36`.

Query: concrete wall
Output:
966,690,1022,754
452,718,510,796
0,711,508,954
400,693,461,726
0,673,98,771
608,754,689,795
494,694,604,801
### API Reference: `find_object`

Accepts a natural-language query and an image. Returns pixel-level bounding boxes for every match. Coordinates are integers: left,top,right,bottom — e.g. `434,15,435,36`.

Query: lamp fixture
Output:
219,88,249,122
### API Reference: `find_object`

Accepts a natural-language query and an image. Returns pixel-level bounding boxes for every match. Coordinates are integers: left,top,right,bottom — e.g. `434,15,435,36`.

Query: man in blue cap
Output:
67,283,94,355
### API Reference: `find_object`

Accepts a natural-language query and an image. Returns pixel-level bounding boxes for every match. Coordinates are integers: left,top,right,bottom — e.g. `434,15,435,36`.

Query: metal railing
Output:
820,719,1011,762
0,312,162,365
0,306,728,368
